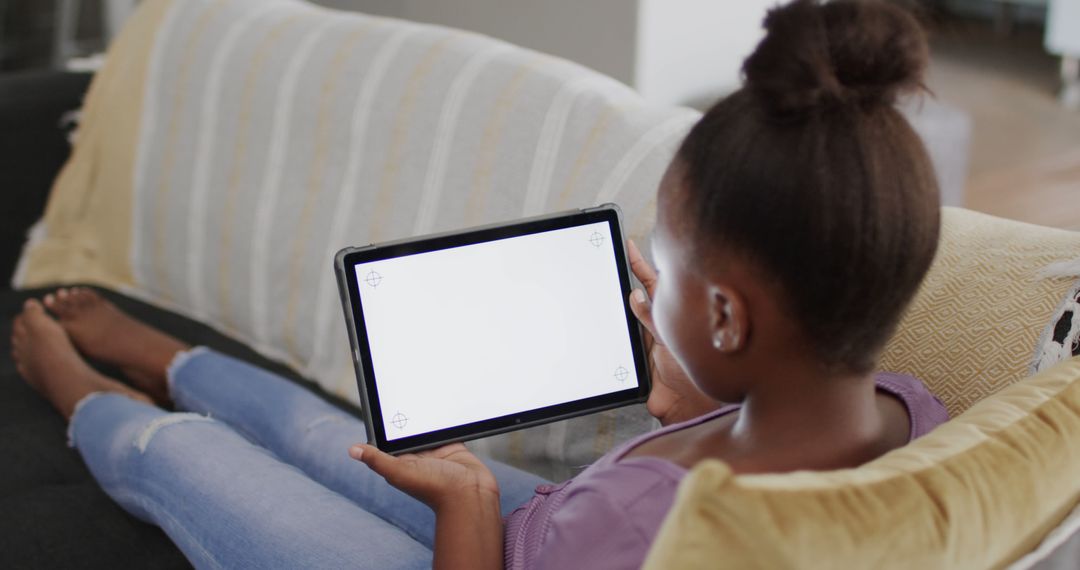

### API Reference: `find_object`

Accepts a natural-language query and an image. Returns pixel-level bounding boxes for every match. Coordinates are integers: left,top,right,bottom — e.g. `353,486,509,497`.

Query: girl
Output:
11,0,948,567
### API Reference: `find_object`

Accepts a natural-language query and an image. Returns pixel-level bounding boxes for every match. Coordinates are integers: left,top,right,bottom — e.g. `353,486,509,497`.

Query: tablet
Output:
334,204,650,454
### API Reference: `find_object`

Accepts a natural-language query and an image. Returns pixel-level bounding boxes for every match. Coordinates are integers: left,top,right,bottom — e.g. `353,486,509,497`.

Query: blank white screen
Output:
354,221,639,441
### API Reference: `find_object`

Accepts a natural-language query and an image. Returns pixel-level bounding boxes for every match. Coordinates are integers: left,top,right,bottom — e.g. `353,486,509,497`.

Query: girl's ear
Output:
708,284,748,353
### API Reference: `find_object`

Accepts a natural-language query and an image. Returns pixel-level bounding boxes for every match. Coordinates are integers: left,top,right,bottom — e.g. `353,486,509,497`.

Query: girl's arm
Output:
432,488,503,570
350,443,503,570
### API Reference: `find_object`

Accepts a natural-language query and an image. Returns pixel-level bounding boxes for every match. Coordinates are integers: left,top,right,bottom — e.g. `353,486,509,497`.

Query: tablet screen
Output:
351,219,642,442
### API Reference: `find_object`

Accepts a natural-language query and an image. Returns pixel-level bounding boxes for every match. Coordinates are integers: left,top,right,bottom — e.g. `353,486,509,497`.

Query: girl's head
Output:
650,0,940,403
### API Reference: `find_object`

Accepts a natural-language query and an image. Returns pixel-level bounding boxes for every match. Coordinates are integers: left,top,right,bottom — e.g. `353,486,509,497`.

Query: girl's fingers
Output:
350,444,436,504
417,443,467,460
627,240,658,295
630,288,660,343
349,444,402,479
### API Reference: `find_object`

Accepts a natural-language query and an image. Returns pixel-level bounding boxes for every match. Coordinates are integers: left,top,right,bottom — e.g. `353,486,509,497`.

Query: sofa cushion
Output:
643,356,1080,570
880,207,1080,417
1008,501,1080,570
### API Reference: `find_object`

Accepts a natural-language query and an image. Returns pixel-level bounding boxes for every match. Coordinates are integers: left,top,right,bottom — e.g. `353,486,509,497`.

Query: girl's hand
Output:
627,239,723,426
353,443,505,570
348,443,499,512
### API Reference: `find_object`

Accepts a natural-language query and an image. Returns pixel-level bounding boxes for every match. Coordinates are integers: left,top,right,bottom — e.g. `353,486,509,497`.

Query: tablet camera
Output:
613,366,629,382
589,231,605,248
364,270,383,288
391,412,408,430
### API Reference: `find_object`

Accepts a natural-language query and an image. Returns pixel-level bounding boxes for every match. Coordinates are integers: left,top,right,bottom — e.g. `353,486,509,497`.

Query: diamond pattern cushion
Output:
879,207,1080,417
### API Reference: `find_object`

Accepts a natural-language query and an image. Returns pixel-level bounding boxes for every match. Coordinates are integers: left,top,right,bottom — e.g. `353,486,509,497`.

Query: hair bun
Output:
743,0,928,116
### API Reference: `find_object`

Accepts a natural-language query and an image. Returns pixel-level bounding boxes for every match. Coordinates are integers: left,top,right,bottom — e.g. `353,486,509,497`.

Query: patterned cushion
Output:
879,208,1080,417
1035,283,1080,371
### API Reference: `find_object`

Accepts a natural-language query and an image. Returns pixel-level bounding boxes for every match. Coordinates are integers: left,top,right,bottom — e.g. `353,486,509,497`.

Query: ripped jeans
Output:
68,348,547,569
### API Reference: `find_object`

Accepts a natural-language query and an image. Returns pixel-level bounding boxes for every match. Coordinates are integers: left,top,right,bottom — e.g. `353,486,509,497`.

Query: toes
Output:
24,298,45,314
21,299,61,333
46,289,73,316
52,289,70,313
20,297,45,326
59,288,75,312
76,287,95,309
45,287,98,315
76,287,99,307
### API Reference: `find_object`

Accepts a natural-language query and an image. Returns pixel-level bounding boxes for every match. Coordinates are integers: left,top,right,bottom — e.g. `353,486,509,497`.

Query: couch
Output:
3,0,1079,567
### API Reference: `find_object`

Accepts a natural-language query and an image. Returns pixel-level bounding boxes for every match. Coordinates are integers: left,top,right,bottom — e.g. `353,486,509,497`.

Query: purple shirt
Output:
503,372,950,569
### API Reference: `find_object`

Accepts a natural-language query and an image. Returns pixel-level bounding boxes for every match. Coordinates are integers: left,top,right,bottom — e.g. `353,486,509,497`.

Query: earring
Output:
713,334,724,350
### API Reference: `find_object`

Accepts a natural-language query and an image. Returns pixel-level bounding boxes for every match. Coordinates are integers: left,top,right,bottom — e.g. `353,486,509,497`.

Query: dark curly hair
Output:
676,0,941,374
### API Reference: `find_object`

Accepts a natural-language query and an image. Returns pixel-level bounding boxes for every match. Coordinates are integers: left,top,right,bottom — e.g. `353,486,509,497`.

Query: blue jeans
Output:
68,348,547,569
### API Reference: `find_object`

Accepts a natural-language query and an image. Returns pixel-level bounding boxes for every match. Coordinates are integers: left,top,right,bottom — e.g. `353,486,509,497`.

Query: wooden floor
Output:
926,20,1080,231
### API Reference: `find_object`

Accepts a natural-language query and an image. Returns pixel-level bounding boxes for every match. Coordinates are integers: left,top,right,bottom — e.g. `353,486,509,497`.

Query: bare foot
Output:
44,287,188,405
11,299,154,419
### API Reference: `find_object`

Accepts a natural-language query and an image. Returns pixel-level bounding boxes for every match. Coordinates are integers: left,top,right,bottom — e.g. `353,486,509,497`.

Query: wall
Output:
635,0,769,106
311,0,638,88
1046,0,1080,54
310,0,771,106
946,0,1047,23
